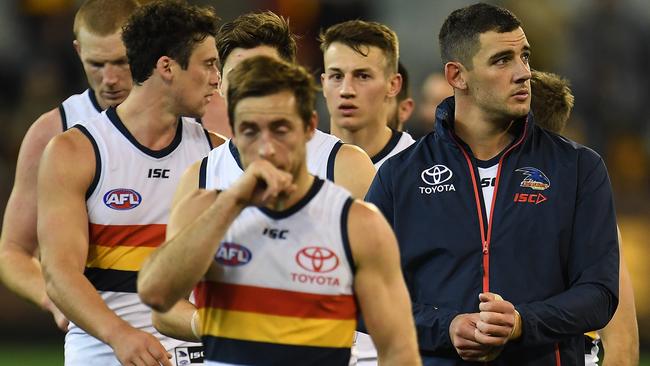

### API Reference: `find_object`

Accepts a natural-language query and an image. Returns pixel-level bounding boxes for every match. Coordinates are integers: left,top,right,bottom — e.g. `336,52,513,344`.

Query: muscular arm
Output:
349,201,421,365
38,130,170,366
0,109,67,329
334,144,375,199
600,230,639,366
152,299,200,342
138,159,293,312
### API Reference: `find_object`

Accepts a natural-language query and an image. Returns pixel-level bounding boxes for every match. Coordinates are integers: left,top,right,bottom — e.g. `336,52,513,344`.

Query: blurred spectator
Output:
404,72,452,138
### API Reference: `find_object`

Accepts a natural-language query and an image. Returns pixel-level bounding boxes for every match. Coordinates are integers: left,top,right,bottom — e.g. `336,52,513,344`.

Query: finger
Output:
479,300,514,313
138,351,159,366
147,345,172,366
474,328,508,347
476,320,512,338
479,311,515,327
479,292,503,302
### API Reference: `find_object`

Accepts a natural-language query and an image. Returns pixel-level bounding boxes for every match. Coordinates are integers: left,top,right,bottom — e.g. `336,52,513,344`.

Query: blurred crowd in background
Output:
1,0,649,355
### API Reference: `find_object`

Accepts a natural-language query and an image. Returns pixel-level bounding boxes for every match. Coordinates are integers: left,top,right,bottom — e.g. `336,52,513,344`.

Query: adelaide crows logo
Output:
515,167,550,191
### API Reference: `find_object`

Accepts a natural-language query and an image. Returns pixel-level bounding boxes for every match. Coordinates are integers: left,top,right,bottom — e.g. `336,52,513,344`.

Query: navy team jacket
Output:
366,97,619,365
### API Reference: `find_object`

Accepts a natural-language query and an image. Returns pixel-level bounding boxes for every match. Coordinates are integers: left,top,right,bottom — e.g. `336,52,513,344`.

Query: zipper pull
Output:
482,240,489,254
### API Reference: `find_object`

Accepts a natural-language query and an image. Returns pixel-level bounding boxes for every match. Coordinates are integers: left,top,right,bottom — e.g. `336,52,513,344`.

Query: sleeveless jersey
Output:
65,106,212,364
195,177,357,366
59,89,103,131
371,129,415,169
200,129,342,190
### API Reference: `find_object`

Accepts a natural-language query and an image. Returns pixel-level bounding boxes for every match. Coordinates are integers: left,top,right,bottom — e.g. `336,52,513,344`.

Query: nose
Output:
513,58,531,84
210,67,220,89
340,74,355,99
103,63,119,87
257,131,276,159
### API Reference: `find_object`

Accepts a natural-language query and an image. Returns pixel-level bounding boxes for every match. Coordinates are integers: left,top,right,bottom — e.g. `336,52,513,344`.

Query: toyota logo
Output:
421,164,453,186
295,247,339,273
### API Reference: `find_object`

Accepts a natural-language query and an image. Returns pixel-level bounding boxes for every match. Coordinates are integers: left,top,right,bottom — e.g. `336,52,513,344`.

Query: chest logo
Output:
421,164,453,185
296,247,339,273
515,167,550,191
216,243,252,266
103,189,142,210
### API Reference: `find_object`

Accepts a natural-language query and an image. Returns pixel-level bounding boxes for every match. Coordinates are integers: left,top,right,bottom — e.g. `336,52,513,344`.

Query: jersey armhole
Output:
341,197,356,274
199,156,208,189
71,125,101,200
59,105,68,131
327,141,343,182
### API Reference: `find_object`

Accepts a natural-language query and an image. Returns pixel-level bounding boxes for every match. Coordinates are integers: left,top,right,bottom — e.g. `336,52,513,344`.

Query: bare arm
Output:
600,229,639,366
138,159,294,312
0,109,68,330
152,299,200,342
334,144,375,199
38,130,171,366
349,201,421,366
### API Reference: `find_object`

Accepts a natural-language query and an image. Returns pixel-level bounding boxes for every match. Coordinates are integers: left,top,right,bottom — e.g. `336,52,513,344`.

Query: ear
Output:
386,72,403,98
306,111,317,141
73,40,81,58
444,61,466,90
320,73,327,97
156,56,174,81
398,97,415,124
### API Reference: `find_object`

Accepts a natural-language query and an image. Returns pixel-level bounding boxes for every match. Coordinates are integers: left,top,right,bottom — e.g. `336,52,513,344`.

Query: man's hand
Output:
228,160,296,208
476,292,521,347
449,313,494,361
109,325,172,366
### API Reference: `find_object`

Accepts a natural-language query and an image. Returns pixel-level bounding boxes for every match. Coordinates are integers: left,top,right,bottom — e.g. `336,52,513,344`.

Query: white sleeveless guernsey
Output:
194,177,357,365
371,129,415,170
200,129,342,190
65,107,212,366
59,89,104,131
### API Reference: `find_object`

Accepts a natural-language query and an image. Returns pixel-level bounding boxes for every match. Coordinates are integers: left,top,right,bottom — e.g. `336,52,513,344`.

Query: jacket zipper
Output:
450,123,528,292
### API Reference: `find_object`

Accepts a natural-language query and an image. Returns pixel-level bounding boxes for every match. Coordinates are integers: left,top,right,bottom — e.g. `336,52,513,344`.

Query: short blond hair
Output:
73,0,140,37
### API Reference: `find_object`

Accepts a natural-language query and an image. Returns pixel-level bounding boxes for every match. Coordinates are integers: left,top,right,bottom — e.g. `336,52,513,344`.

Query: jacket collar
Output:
433,96,533,157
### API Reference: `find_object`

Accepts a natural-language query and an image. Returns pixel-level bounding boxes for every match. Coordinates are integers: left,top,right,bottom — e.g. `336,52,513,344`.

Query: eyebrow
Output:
488,45,531,63
326,66,373,74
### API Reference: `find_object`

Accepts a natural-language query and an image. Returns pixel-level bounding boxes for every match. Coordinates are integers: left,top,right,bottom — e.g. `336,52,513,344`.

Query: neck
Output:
267,166,314,212
331,121,393,159
115,84,181,150
454,98,516,161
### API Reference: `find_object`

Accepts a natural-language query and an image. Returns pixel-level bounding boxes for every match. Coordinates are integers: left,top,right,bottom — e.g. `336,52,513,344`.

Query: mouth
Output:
338,104,358,117
512,89,529,101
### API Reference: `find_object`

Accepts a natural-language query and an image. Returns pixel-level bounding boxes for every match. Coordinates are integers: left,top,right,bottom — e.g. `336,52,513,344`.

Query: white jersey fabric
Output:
371,129,415,169
196,176,357,365
478,164,499,223
64,107,212,366
201,128,342,190
59,89,103,131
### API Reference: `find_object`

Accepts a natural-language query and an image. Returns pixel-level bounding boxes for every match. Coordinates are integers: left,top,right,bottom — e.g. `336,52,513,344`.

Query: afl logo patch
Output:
216,243,252,266
296,247,339,273
103,189,142,210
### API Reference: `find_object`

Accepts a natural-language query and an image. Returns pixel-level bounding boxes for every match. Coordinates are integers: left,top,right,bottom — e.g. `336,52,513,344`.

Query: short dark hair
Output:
319,20,399,74
439,3,521,68
227,56,317,130
397,61,410,102
531,70,574,134
121,0,219,84
216,11,296,71
74,0,140,37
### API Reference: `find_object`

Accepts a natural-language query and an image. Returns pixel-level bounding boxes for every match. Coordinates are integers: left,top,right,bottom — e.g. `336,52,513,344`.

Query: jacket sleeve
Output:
516,151,619,346
366,162,459,353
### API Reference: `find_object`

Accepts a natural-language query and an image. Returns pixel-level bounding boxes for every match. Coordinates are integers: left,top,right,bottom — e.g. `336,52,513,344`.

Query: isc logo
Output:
263,228,288,239
103,189,142,210
513,192,547,205
216,243,252,266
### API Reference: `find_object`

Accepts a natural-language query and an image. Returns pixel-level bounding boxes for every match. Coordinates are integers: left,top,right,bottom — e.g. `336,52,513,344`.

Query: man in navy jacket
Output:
366,3,619,365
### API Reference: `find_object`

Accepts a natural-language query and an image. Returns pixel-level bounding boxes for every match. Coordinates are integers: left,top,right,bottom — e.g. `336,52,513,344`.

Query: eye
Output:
329,73,343,81
358,73,371,80
521,53,531,64
89,61,104,68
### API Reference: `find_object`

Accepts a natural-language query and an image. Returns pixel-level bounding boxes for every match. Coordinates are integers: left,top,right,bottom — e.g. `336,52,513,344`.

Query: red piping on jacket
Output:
450,121,528,292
